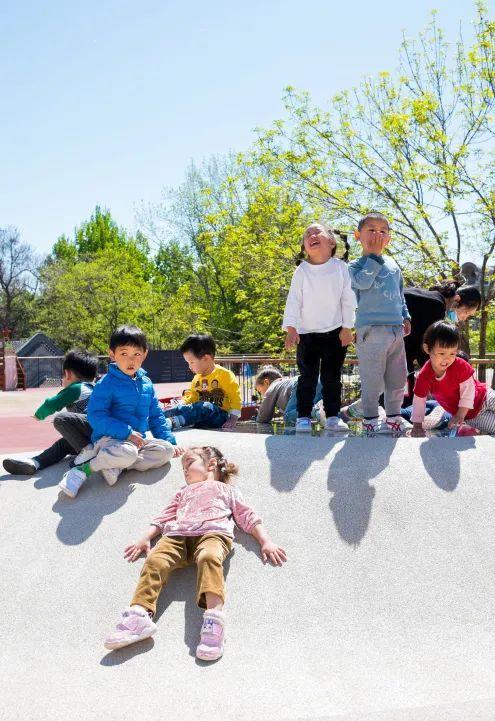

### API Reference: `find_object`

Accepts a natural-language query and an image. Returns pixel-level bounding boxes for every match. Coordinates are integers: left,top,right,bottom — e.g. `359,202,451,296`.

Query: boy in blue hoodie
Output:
349,213,411,434
59,325,179,498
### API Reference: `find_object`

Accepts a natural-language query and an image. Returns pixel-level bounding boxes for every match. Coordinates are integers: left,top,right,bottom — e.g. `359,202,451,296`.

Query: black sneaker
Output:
3,458,38,475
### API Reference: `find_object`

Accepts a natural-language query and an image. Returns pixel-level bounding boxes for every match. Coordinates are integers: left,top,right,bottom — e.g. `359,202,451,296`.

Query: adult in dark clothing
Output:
403,282,481,405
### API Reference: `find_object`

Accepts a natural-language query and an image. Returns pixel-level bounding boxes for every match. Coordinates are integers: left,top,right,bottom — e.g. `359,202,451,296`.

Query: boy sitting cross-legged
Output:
59,325,180,498
164,334,242,431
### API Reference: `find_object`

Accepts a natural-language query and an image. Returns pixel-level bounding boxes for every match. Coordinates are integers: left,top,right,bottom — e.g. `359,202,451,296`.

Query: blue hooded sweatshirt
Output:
87,363,176,445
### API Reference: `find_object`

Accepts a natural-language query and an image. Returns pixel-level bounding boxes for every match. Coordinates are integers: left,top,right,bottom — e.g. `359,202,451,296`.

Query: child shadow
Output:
327,437,397,546
52,464,171,545
265,434,339,492
419,436,476,492
100,637,156,666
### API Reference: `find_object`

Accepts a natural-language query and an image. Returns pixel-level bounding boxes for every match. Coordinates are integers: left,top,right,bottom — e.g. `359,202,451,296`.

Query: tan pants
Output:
89,436,174,473
131,533,233,612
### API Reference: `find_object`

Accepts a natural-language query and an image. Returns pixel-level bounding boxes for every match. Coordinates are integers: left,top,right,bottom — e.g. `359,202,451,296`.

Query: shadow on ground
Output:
51,463,171,545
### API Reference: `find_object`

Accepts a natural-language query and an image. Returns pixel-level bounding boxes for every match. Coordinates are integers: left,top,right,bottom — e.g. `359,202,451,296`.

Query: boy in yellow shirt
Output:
164,334,241,430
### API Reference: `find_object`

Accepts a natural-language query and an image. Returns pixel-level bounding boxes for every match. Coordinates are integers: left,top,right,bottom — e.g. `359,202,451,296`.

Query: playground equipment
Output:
0,329,25,391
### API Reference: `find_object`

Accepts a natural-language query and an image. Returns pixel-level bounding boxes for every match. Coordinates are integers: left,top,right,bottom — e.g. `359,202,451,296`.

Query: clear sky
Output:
2,0,491,254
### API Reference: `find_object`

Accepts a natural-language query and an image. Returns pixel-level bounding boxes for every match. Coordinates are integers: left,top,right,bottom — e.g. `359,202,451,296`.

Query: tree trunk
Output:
478,305,488,383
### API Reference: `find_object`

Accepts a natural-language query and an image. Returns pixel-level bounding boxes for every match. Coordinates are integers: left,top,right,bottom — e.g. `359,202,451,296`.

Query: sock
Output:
78,461,92,476
131,604,153,618
31,458,40,470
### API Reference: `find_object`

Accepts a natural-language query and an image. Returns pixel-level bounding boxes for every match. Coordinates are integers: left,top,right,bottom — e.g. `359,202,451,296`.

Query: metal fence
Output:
15,353,495,404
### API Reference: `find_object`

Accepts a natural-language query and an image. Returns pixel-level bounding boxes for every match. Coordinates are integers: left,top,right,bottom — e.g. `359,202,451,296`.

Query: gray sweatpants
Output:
356,325,407,418
89,437,174,473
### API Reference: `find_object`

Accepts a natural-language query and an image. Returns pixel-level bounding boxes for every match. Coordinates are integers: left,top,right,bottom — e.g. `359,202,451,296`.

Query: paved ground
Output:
1,431,495,721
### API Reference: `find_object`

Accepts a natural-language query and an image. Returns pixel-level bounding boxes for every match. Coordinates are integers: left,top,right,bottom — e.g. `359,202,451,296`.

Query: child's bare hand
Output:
411,424,426,438
127,431,146,448
173,446,185,458
222,416,238,431
261,541,287,566
403,319,411,337
124,538,151,562
339,328,354,347
448,413,465,429
285,327,300,350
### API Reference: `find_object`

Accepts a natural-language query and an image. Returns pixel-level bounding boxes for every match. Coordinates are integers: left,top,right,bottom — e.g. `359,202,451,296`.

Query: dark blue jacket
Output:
88,363,176,445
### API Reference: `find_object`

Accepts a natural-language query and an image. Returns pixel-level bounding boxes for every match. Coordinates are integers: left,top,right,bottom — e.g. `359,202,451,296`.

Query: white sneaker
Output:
101,467,121,486
73,444,95,466
295,417,312,433
382,416,412,434
104,606,157,650
59,467,88,498
324,416,349,432
362,417,383,435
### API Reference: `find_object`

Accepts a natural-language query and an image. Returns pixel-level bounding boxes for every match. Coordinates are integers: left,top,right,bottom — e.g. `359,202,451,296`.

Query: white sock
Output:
31,459,40,470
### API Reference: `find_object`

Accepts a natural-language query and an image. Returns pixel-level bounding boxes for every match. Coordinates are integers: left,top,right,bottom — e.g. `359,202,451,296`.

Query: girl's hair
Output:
423,321,459,350
428,279,481,311
457,285,482,310
190,446,238,484
255,365,283,385
295,223,350,265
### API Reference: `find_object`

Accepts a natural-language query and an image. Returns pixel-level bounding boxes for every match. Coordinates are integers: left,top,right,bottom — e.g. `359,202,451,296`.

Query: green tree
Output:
254,4,495,369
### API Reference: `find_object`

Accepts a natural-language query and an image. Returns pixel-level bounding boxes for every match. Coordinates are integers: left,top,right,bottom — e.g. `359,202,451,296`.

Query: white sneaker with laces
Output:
101,467,121,486
295,417,312,433
362,417,383,435
59,467,88,498
324,416,349,432
382,416,412,434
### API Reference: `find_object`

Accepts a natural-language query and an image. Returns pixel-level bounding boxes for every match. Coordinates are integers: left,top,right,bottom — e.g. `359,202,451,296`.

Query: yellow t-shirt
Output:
183,364,242,416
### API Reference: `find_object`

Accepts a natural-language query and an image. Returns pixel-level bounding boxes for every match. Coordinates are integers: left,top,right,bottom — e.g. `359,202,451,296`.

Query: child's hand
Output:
411,423,426,438
361,234,385,256
127,431,146,448
222,415,238,431
173,446,185,458
448,412,466,429
261,540,287,566
285,327,300,350
124,538,151,562
403,319,411,337
339,328,354,347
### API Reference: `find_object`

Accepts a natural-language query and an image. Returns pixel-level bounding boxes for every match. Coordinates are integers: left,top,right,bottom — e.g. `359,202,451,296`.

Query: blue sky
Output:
2,0,491,254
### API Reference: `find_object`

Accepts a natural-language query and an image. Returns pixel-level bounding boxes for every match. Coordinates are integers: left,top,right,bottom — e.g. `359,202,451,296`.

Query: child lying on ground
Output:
104,445,286,661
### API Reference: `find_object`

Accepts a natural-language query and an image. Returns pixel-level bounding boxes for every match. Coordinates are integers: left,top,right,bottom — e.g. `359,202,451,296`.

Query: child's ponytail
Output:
428,276,465,299
194,446,238,484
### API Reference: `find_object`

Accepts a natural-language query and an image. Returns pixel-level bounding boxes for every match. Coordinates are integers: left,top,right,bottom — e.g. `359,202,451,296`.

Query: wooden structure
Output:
0,329,26,391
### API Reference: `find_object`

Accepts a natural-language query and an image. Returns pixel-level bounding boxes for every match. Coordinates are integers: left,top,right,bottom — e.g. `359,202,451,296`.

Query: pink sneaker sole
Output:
196,642,224,661
104,624,156,650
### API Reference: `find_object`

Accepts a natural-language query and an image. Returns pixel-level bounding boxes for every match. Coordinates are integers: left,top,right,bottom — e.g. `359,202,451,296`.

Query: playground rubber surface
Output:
1,430,495,721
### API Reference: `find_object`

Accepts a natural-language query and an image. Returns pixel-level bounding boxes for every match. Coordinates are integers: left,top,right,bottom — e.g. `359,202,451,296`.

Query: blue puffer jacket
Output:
88,363,176,445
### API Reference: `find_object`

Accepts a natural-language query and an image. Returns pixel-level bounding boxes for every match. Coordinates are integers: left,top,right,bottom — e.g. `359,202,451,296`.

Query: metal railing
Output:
14,353,495,400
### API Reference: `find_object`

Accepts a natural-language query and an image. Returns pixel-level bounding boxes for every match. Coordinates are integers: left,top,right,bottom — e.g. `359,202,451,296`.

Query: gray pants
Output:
89,436,174,473
356,325,407,418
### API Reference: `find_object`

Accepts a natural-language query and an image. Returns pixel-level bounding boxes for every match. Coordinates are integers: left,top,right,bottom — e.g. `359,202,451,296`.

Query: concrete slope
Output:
1,432,495,721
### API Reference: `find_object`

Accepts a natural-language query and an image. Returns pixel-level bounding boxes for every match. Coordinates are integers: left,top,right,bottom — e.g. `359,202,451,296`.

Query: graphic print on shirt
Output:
197,378,226,408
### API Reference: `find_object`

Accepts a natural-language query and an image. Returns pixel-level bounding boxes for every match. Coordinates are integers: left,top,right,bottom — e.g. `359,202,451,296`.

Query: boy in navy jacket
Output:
59,325,180,498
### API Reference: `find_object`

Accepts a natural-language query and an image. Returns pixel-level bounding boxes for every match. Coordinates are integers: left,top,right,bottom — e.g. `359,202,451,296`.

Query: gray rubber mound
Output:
1,431,495,721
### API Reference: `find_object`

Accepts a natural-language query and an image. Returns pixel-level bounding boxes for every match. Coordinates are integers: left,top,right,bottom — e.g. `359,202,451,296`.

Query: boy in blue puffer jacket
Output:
59,325,181,498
